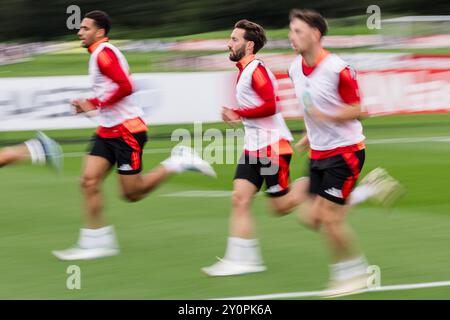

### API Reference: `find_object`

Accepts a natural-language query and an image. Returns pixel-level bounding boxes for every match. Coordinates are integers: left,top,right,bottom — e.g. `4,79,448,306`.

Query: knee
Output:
122,191,142,203
297,210,321,231
271,202,291,216
80,174,101,193
231,191,251,211
321,220,341,235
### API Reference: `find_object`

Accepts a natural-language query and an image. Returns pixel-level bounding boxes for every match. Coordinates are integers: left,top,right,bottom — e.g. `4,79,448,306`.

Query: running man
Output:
287,9,403,296
53,10,215,261
202,19,307,276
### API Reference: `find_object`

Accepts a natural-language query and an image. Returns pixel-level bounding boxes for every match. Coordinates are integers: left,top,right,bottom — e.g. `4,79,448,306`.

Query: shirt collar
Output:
88,37,109,54
302,48,329,68
236,54,256,71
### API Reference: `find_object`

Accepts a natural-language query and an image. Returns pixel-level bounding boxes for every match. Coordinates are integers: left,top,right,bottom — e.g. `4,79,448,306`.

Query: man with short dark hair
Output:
288,8,403,297
202,19,310,276
53,10,216,261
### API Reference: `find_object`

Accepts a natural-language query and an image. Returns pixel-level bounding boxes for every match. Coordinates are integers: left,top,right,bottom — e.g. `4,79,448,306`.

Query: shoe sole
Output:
52,249,119,261
320,276,369,298
320,287,367,298
186,161,217,178
201,265,267,277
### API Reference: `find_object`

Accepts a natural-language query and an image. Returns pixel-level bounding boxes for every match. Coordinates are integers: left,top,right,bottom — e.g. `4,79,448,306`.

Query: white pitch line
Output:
367,136,450,144
61,135,450,158
213,280,450,300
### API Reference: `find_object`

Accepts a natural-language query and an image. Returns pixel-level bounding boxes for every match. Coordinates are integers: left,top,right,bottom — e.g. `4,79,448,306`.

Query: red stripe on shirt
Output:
233,64,277,119
88,47,133,108
338,67,361,105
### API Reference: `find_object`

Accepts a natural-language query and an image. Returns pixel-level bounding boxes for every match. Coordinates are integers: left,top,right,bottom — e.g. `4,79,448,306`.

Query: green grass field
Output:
0,114,449,299
1,47,448,77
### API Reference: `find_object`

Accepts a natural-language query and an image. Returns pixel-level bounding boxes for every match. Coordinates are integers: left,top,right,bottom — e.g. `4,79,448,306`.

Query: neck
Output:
242,53,254,60
237,53,255,66
302,45,323,67
88,37,109,53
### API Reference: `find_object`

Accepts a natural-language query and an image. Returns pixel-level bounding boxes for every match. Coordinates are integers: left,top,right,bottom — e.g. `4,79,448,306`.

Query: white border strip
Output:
213,280,450,300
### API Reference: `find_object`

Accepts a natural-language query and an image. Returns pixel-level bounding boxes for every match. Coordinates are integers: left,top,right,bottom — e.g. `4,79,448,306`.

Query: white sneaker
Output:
359,167,405,207
201,257,267,277
163,146,216,177
52,246,119,261
320,274,369,298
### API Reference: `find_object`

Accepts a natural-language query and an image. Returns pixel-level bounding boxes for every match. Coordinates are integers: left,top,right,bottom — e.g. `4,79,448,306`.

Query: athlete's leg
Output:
269,177,309,215
202,154,265,276
118,166,172,202
80,155,113,229
0,132,62,171
0,144,31,167
118,133,215,202
309,150,369,297
53,136,117,261
229,179,258,239
316,196,360,262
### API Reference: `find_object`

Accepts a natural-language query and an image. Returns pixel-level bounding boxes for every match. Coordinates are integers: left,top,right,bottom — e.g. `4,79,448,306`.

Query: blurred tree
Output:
0,0,448,41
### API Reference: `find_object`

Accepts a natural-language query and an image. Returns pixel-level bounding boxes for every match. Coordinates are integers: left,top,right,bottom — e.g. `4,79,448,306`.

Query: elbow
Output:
123,82,133,97
264,102,277,117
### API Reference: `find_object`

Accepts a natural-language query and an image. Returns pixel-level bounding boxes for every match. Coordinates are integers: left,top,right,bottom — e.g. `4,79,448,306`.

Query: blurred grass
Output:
0,114,450,298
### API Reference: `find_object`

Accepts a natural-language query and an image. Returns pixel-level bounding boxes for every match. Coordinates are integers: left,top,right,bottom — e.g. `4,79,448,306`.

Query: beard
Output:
229,45,246,62
290,43,303,55
80,39,90,48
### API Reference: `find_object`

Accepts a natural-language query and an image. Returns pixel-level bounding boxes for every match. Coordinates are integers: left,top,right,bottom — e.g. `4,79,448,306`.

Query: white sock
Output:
348,184,377,206
77,225,118,249
24,139,46,165
330,256,368,281
224,237,263,265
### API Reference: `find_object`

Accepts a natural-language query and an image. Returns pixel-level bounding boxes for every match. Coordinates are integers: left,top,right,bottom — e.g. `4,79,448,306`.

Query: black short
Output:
234,153,291,197
89,132,148,175
309,149,365,205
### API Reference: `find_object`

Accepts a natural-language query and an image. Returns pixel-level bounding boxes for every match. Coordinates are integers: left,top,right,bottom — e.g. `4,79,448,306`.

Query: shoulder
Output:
252,62,273,84
326,54,350,73
96,47,118,68
239,59,262,81
254,60,274,76
247,59,262,72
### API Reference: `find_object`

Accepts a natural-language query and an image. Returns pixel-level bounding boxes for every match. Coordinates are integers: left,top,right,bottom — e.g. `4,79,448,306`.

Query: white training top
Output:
289,54,365,151
89,42,143,127
236,59,293,151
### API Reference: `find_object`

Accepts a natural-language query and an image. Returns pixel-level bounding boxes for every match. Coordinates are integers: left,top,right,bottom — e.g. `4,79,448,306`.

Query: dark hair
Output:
289,9,328,37
234,19,267,54
84,10,112,36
